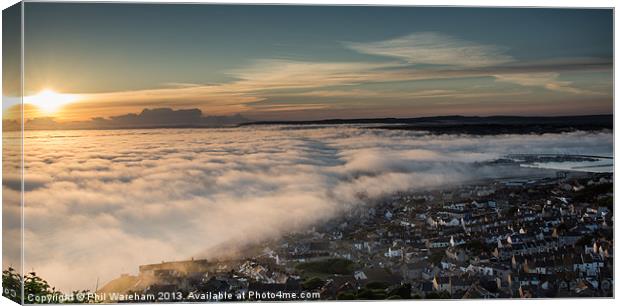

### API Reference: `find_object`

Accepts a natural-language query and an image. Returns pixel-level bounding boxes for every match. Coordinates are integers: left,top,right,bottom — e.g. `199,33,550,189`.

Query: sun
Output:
24,89,80,114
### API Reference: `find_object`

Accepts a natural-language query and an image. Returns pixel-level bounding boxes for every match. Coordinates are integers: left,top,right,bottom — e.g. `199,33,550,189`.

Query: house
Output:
451,277,472,293
573,254,604,277
353,270,367,281
322,275,356,299
356,268,401,286
518,285,534,298
467,264,493,276
432,276,451,292
139,258,211,278
449,236,466,247
415,281,434,297
440,217,461,227
445,247,468,262
490,263,512,281
384,247,403,258
462,283,498,299
427,239,450,249
432,275,471,295
401,261,427,280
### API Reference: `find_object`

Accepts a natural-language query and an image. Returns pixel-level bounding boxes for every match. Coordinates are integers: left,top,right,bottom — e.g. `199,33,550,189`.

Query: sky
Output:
3,3,614,122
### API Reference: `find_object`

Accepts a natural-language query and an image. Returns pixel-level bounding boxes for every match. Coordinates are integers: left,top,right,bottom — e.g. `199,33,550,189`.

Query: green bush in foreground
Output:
3,267,22,303
3,268,95,304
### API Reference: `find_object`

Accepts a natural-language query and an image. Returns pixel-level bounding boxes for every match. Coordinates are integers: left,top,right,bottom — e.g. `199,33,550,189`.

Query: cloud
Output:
10,126,612,291
346,32,514,67
228,59,402,90
494,72,600,95
69,57,606,120
275,88,530,101
54,60,406,121
6,108,250,131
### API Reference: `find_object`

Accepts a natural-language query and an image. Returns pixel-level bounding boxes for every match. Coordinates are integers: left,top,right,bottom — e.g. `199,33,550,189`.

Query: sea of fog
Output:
2,125,613,291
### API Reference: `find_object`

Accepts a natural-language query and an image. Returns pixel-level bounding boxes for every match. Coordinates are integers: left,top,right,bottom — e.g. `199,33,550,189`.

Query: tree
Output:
428,252,444,265
296,258,356,275
387,283,412,299
356,288,385,300
302,277,325,290
425,291,451,299
336,292,356,300
465,239,488,253
3,267,21,304
3,268,96,304
575,234,594,248
438,291,452,299
23,271,66,304
365,281,389,290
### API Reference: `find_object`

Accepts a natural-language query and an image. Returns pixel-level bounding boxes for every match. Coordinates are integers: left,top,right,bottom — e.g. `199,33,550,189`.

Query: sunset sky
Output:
3,4,614,122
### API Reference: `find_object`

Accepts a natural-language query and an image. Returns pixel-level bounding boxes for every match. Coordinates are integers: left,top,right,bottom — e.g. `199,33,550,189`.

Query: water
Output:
521,158,613,173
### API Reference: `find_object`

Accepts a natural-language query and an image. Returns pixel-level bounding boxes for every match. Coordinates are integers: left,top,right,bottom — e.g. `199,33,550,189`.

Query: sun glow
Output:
24,90,80,114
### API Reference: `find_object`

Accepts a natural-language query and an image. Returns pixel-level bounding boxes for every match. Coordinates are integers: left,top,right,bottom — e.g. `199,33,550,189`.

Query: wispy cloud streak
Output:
494,72,601,95
346,32,514,67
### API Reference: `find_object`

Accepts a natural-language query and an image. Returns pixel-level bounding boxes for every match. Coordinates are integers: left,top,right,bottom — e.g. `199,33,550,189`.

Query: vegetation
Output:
3,267,22,303
428,251,445,265
2,268,95,304
301,277,325,290
555,222,569,234
575,234,594,248
334,283,411,300
356,288,386,300
295,258,356,276
365,281,390,290
336,292,356,300
505,206,519,216
425,291,452,299
573,183,612,203
3,268,62,304
465,239,491,253
596,196,613,212
387,283,411,299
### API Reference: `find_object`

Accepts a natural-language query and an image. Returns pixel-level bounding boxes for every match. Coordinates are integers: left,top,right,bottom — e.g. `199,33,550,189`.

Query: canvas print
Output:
1,2,614,303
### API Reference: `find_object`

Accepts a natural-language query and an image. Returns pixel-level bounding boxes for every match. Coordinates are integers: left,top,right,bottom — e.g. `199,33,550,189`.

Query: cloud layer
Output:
4,126,612,291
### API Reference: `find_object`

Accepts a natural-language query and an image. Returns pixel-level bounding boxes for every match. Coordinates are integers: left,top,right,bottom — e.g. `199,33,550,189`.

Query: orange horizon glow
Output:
23,89,80,115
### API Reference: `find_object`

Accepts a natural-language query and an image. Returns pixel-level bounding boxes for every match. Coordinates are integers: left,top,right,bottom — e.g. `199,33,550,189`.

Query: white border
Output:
0,1,617,305
8,0,619,8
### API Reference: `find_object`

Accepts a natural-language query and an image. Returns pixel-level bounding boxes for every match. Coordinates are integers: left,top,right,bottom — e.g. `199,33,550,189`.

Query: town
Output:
100,169,613,300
